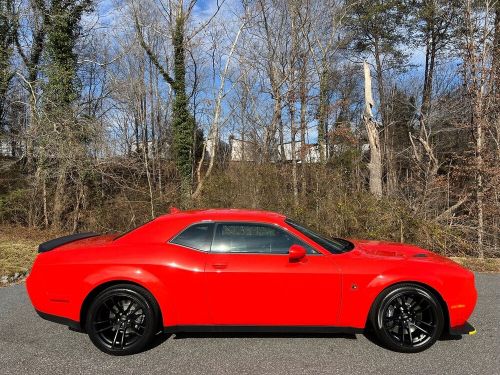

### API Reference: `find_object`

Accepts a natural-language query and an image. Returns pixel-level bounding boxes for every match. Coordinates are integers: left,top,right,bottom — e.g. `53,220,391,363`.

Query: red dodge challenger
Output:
26,208,477,355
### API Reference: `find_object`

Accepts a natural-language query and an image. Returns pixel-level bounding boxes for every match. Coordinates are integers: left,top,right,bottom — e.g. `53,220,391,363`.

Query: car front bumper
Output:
449,321,476,335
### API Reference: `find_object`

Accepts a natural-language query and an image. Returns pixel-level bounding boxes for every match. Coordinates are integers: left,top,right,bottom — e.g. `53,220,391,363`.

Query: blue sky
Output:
86,0,452,147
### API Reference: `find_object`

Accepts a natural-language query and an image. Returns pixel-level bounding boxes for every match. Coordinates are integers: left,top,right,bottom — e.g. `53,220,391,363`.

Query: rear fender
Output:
80,266,174,327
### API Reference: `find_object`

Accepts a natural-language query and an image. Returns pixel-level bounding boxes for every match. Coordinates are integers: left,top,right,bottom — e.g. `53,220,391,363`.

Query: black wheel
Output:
370,283,444,353
85,284,160,355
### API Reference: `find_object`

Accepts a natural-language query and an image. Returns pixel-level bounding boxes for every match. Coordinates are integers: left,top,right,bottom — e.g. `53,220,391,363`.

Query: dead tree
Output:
363,61,382,198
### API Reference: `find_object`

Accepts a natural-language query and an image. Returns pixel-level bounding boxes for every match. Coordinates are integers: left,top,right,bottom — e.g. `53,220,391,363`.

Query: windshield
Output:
285,219,354,254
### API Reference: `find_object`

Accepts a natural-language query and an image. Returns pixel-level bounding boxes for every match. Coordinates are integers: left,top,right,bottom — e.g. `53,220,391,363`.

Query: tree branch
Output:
133,12,175,87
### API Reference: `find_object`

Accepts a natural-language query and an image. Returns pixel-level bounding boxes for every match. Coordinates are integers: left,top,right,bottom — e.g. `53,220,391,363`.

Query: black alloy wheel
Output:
371,284,444,353
86,284,159,355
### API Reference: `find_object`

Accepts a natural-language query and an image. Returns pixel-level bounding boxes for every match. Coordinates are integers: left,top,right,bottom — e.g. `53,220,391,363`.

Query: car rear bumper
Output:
449,321,476,336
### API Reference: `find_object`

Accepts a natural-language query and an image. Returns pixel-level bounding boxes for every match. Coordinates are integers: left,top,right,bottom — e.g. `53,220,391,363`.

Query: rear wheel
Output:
85,284,159,355
370,284,444,353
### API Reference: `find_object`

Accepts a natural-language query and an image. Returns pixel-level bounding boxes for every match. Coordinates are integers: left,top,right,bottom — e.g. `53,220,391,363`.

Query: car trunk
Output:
38,233,118,253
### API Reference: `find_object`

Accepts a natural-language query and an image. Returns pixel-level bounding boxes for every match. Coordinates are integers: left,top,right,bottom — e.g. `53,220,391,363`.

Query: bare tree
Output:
363,61,382,198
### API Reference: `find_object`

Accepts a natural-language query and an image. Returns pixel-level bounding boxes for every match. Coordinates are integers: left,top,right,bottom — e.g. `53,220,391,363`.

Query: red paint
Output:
26,209,477,331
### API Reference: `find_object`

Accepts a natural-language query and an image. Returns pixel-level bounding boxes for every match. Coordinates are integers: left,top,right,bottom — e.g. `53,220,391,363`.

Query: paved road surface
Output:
0,274,498,375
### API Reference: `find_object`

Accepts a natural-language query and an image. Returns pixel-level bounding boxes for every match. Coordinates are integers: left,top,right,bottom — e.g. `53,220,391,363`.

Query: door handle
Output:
212,263,227,269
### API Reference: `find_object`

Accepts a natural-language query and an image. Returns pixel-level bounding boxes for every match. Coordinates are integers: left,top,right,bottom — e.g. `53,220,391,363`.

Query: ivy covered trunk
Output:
171,14,195,197
0,0,15,137
43,0,92,229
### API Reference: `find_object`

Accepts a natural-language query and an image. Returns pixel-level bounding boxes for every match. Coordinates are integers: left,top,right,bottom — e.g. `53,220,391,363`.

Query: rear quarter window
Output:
170,223,214,251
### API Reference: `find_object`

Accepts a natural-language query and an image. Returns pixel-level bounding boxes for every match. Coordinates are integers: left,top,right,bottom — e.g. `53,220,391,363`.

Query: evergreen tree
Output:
414,0,458,117
347,0,410,126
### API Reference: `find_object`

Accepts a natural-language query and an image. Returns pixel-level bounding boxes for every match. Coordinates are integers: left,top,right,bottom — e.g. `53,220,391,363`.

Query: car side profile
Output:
26,208,477,355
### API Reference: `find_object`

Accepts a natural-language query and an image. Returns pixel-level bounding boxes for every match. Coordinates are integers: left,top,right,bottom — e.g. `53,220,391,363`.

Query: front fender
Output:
338,267,449,328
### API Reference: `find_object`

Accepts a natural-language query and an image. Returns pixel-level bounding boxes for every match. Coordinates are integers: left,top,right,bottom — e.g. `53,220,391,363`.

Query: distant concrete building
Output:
228,137,257,162
228,136,325,163
130,140,155,158
279,142,324,163
0,139,10,156
205,138,231,163
0,137,23,158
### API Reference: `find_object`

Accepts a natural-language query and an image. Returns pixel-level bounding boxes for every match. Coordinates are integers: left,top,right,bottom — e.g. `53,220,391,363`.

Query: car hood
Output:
349,239,456,264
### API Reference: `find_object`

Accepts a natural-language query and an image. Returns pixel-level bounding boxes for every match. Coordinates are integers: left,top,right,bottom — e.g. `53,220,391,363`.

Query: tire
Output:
85,284,160,355
370,283,444,353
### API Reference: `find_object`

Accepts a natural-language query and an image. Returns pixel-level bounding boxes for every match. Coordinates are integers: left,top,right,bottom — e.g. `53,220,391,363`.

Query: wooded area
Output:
0,0,498,258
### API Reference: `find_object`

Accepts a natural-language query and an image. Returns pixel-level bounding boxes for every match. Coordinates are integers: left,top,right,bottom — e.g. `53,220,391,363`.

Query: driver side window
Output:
211,223,317,254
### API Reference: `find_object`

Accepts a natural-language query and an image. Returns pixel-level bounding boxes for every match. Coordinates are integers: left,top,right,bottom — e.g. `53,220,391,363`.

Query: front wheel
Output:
370,284,444,353
85,284,159,355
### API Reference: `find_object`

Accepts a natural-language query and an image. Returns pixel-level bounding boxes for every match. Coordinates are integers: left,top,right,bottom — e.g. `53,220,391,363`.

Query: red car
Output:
26,208,477,355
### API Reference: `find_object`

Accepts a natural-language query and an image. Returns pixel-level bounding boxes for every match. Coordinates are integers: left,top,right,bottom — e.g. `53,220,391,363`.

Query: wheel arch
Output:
79,280,164,332
367,280,450,333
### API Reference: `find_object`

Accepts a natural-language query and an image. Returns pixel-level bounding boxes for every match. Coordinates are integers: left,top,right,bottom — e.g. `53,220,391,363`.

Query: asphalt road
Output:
0,274,498,375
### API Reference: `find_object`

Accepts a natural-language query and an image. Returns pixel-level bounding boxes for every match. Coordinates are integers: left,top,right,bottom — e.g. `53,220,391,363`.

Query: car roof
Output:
156,208,286,222
114,208,287,244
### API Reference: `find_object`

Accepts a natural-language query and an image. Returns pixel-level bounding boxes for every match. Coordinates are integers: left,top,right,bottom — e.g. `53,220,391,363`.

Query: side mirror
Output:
289,244,306,262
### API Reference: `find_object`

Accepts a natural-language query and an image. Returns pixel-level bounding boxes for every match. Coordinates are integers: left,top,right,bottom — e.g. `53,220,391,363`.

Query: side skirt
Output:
163,325,364,335
36,310,83,332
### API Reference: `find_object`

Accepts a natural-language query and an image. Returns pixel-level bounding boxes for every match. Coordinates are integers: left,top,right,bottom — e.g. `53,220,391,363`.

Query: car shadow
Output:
439,333,463,341
140,331,357,354
146,332,174,351
144,329,461,353
141,331,356,354
171,332,357,340
362,328,462,349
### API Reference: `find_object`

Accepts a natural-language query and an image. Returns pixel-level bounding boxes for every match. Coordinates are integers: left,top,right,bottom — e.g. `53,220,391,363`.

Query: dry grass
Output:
450,257,500,273
0,226,61,277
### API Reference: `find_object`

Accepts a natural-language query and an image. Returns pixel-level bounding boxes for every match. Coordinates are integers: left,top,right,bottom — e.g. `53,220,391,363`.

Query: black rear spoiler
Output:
38,232,99,253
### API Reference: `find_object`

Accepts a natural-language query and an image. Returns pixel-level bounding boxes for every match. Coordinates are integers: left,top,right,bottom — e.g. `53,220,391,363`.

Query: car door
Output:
165,222,215,325
206,222,342,326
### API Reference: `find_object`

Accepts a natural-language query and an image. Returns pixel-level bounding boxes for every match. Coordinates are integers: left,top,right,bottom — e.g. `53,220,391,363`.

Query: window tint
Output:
211,223,317,254
171,223,214,251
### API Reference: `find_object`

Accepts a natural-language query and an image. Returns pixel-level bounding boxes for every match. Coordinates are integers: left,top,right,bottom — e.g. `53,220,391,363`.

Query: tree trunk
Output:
192,21,244,199
317,61,329,163
299,56,307,193
135,9,195,197
171,14,195,195
373,37,394,195
421,19,437,118
290,2,299,204
476,116,484,258
363,61,383,198
290,103,299,203
264,88,281,162
366,118,383,198
52,164,67,230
